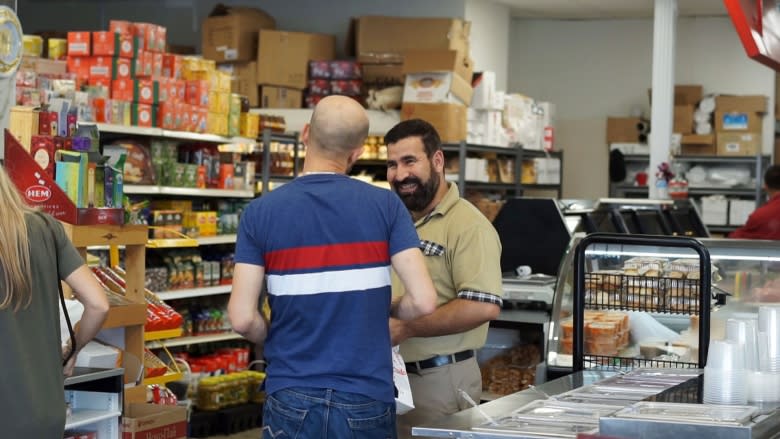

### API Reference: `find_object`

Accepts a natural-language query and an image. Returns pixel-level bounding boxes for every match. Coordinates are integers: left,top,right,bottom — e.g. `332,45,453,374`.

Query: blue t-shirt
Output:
235,173,419,403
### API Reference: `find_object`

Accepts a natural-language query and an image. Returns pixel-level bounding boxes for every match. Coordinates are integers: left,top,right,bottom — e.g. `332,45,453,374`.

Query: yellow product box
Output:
228,112,240,137
216,71,232,93
48,38,67,60
208,91,230,114
152,200,193,211
207,112,229,136
185,211,218,236
229,93,242,115
206,211,218,236
240,113,259,139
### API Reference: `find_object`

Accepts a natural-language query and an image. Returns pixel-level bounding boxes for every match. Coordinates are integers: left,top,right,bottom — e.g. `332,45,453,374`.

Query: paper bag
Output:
392,345,414,414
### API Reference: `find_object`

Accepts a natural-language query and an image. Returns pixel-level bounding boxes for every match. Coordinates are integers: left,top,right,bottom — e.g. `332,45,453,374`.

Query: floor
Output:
197,428,261,439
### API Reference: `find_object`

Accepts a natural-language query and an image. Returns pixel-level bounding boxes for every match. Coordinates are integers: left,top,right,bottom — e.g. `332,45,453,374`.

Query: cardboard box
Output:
402,49,473,82
257,30,335,89
201,5,276,62
67,32,90,56
403,72,472,105
400,103,467,143
716,95,768,113
648,84,703,105
363,63,404,85
714,110,763,132
606,117,641,143
21,56,68,75
681,134,716,156
260,86,302,108
729,199,755,226
122,403,187,439
220,62,258,106
9,106,39,151
700,196,728,226
355,16,470,64
674,105,694,134
716,132,761,156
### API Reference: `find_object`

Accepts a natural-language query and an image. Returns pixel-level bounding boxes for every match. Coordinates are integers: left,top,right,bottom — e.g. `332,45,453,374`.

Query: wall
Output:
18,0,466,55
464,0,510,91
509,16,776,199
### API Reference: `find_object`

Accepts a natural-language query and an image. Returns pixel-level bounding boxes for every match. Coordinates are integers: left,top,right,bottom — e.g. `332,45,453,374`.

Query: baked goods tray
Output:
584,272,704,314
612,402,758,426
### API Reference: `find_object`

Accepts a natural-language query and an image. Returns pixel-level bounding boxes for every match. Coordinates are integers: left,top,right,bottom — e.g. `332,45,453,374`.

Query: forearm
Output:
403,299,499,338
73,306,108,352
392,294,432,321
234,311,268,345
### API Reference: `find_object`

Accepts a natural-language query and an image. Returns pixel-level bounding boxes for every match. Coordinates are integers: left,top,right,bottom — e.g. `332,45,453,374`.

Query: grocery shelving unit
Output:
256,130,302,194
610,154,770,232
443,142,564,198
64,367,124,438
146,331,243,349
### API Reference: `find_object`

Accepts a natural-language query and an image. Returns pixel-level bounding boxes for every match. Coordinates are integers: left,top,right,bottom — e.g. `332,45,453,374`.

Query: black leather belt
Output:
405,350,475,373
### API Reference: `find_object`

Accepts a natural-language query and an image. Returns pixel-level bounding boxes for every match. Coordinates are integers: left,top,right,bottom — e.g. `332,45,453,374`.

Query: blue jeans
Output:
262,387,397,439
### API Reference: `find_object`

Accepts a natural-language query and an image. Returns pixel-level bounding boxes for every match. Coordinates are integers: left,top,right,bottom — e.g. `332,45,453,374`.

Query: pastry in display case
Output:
547,231,780,378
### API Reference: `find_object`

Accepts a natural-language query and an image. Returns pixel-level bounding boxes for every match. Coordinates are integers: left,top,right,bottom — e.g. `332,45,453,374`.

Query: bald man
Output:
229,96,437,439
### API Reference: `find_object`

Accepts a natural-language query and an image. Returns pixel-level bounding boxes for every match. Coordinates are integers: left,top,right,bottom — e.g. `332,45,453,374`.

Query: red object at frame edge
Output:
725,0,780,71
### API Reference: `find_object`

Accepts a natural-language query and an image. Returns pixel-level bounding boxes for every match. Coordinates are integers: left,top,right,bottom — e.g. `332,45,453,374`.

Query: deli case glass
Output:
546,234,780,376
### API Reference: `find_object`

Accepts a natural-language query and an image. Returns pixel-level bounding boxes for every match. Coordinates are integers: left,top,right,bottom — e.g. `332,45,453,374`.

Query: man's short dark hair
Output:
765,165,780,190
384,119,441,158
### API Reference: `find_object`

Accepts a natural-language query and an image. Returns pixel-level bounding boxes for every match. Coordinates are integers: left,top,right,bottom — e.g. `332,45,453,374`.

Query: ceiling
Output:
496,0,728,19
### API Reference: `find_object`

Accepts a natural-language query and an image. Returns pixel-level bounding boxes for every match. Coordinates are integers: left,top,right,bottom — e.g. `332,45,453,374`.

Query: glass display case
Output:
546,233,780,378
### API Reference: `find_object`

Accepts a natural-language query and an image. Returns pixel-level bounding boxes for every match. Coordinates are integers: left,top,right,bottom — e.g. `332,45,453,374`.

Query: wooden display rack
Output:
61,222,149,404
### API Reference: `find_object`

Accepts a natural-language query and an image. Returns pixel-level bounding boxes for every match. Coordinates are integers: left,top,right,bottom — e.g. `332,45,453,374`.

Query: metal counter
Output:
412,371,780,439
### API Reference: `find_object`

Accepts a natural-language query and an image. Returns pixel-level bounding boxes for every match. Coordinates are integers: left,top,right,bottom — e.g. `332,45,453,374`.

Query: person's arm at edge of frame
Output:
391,298,501,346
228,263,269,345
390,247,437,320
63,265,110,375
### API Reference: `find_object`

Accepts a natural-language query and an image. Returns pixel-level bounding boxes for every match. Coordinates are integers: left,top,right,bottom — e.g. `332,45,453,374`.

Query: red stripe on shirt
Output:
265,241,390,271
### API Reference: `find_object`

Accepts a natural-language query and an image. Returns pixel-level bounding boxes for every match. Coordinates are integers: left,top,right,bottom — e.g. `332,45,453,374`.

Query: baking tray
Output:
613,402,758,426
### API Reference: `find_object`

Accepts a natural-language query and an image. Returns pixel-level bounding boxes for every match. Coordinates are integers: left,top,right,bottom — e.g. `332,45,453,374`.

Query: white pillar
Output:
649,0,677,199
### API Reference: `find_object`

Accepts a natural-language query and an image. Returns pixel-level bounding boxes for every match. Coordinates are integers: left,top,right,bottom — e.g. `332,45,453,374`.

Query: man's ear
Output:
348,146,365,166
302,123,311,147
432,149,445,172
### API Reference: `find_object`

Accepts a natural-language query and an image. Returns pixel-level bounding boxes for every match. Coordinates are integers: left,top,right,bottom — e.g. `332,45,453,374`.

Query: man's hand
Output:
62,339,77,376
390,317,412,346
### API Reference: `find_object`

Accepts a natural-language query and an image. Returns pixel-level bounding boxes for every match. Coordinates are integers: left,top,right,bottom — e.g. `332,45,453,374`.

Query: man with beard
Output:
384,119,503,438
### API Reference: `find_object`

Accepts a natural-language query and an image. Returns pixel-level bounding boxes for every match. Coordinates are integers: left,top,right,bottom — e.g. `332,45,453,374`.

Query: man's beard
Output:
393,170,440,213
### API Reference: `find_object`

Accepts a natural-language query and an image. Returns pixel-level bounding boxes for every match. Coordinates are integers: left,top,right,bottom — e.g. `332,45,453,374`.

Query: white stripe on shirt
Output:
267,265,392,296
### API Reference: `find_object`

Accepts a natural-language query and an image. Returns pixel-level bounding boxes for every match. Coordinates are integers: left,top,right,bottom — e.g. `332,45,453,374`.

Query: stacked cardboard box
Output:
305,60,363,108
714,95,767,157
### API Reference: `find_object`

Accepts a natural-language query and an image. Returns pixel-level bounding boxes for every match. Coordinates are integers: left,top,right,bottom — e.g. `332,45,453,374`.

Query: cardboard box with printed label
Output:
122,403,187,439
402,49,473,82
257,30,335,90
714,110,763,132
648,84,703,105
716,132,761,156
363,63,404,85
355,16,470,64
201,5,276,62
401,102,466,143
220,62,258,106
260,86,302,108
403,72,472,105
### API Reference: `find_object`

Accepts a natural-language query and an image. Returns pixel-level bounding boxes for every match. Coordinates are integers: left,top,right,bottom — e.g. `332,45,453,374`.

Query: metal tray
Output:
472,418,598,438
614,402,759,426
506,399,620,424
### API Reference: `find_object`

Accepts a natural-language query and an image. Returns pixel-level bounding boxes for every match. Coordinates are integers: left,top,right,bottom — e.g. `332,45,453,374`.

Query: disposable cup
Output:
706,340,745,371
726,318,759,371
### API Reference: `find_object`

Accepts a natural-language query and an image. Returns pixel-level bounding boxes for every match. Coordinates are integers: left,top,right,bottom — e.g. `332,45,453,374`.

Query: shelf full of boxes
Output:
607,85,770,234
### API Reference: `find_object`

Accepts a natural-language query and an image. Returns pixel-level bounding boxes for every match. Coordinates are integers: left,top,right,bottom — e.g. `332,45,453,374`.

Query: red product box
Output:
308,60,330,79
196,107,208,133
67,32,91,56
89,77,111,88
66,56,90,79
156,26,167,52
157,77,170,102
305,94,325,109
135,51,153,78
135,23,165,52
219,164,234,189
179,104,191,131
135,79,159,105
172,80,186,102
92,31,116,56
329,60,362,80
53,136,66,151
330,79,362,96
109,20,134,36
67,113,77,137
47,111,59,136
112,79,134,101
30,135,56,177
152,52,164,78
132,103,157,127
158,101,180,130
185,80,209,107
112,57,134,79
308,79,331,95
162,53,181,79
38,112,51,136
88,56,111,79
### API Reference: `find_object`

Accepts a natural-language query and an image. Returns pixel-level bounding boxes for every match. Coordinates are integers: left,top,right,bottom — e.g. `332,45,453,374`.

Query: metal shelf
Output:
87,122,257,145
522,149,563,159
613,155,769,164
124,185,255,198
65,367,124,386
146,331,244,348
65,409,121,430
195,234,237,246
707,225,738,233
524,183,562,191
156,285,232,301
442,143,521,155
614,185,756,197
464,181,519,191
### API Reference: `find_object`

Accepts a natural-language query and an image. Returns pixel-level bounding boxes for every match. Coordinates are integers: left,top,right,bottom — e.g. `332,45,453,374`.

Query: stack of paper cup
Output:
758,306,780,373
704,340,747,405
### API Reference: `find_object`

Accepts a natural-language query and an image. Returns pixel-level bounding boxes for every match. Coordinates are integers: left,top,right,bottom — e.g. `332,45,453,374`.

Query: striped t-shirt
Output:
235,173,419,403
